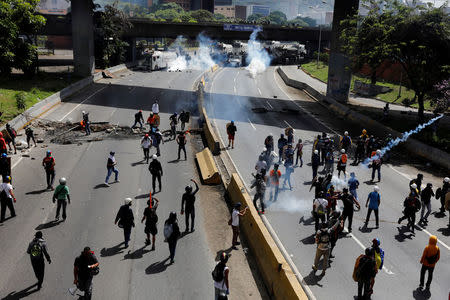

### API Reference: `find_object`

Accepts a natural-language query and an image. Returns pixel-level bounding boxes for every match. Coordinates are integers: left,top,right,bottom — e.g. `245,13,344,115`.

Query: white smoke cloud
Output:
168,34,216,72
246,28,271,78
268,195,312,214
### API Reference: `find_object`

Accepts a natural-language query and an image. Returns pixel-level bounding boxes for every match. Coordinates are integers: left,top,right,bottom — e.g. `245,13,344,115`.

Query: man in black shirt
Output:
149,155,163,194
142,198,159,250
74,247,99,300
114,198,135,248
27,231,51,290
181,179,199,232
339,188,360,233
176,131,187,160
132,110,144,129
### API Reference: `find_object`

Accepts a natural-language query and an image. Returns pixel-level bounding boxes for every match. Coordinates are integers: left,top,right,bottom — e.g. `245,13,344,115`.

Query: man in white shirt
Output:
255,155,267,176
313,192,328,232
230,202,248,250
141,134,152,164
152,100,159,115
0,175,16,222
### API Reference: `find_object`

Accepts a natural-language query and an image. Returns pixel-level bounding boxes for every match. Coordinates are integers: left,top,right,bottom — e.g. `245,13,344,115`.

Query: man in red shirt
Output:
0,132,7,154
269,163,281,202
42,150,55,190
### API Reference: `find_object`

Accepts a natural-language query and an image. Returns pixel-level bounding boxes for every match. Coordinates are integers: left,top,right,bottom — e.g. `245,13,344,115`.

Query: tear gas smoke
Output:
246,28,271,78
330,175,348,191
168,34,216,71
268,194,312,214
363,114,443,166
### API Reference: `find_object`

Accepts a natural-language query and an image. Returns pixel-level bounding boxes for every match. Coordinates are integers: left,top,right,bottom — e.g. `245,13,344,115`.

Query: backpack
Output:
316,201,326,215
211,262,225,282
317,230,330,244
164,223,173,239
30,241,42,259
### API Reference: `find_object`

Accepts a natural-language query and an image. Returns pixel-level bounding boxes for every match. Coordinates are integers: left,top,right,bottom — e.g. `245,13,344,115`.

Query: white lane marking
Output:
234,86,237,94
266,101,273,109
58,86,107,122
284,120,294,129
248,118,256,130
257,87,262,96
11,157,24,169
420,226,450,251
129,86,136,93
388,165,412,181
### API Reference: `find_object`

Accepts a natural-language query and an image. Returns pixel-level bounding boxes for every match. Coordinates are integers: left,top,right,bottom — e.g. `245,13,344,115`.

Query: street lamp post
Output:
317,25,322,68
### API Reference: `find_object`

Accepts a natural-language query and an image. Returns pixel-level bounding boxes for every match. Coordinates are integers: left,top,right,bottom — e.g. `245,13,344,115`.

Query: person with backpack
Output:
53,177,70,221
398,192,421,234
251,173,266,214
230,202,248,250
268,164,281,202
419,235,440,290
340,188,360,233
181,179,199,232
419,183,435,225
0,153,11,182
152,128,163,157
337,149,348,179
149,155,163,194
348,172,360,201
74,247,99,300
364,186,381,229
141,134,152,164
105,151,119,186
312,222,335,276
226,121,237,149
142,197,159,250
410,174,424,194
294,138,303,167
25,125,37,148
353,248,377,299
5,123,17,154
0,132,7,154
115,198,135,248
328,211,344,259
27,231,51,290
212,252,230,299
132,110,144,129
164,211,181,264
313,192,328,232
42,150,55,190
340,131,352,154
369,238,384,294
176,131,187,160
82,111,91,136
178,110,190,131
0,175,16,222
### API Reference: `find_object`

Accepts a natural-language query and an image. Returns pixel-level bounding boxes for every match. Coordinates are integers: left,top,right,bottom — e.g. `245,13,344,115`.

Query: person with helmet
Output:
27,231,51,290
42,150,56,190
294,138,303,167
0,175,16,223
141,134,152,164
313,191,328,231
212,252,230,299
104,151,119,186
5,124,17,154
141,197,159,249
53,177,70,221
226,120,237,149
230,202,248,250
364,186,381,229
0,153,11,182
398,189,421,233
264,134,274,152
115,198,135,248
340,131,352,154
410,174,424,194
149,155,163,194
164,212,181,263
409,182,420,199
269,164,281,202
181,179,199,232
369,238,384,294
340,188,360,233
176,130,187,160
132,110,144,129
73,247,99,300
82,111,90,136
419,183,434,225
25,125,37,148
311,149,320,180
337,149,348,179
152,100,159,115
370,149,382,182
251,173,266,214
436,177,449,213
169,112,178,140
0,132,7,154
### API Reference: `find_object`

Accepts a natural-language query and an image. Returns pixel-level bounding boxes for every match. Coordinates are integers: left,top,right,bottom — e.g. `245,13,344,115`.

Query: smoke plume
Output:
246,28,271,78
168,34,216,71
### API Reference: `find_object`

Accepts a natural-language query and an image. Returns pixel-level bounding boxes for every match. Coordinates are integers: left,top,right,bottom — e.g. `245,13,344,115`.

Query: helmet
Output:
341,149,345,154
344,131,348,135
314,150,319,155
46,150,51,156
59,177,67,185
231,120,234,123
4,176,11,183
145,133,149,137
372,238,380,246
362,129,367,134
410,183,417,189
376,149,381,155
185,185,193,193
234,202,242,209
109,151,115,156
169,211,177,221
374,186,380,192
152,154,157,160
139,110,142,113
1,153,7,158
124,198,132,205
444,177,450,183
82,111,86,114
219,252,229,263
150,112,154,116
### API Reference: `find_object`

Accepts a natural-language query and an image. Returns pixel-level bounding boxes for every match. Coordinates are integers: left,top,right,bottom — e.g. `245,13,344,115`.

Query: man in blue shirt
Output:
348,172,360,200
364,186,381,228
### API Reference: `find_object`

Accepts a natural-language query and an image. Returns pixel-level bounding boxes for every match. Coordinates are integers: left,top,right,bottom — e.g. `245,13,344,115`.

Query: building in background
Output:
214,5,235,18
325,11,333,24
147,0,153,7
163,0,191,10
215,0,233,5
191,0,214,12
37,0,70,15
247,5,270,17
235,5,247,19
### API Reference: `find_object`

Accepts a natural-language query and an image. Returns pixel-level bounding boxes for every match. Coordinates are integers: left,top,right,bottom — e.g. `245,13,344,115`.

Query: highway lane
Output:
0,70,216,300
205,66,450,300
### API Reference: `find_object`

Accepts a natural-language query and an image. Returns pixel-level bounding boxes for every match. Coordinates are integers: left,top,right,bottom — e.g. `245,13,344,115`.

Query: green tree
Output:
268,11,287,25
214,13,227,21
247,13,264,23
0,0,46,76
155,8,181,21
150,2,184,14
190,9,215,22
287,16,309,27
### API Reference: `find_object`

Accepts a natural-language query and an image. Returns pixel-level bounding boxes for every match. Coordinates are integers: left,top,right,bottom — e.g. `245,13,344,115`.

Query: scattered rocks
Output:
37,138,44,143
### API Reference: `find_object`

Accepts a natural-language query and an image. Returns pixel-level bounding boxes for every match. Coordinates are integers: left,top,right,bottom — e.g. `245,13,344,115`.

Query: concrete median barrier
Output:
202,107,221,155
227,173,308,300
195,148,221,185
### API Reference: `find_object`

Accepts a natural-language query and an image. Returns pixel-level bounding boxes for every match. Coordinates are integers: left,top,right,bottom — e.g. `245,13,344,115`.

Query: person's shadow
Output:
299,216,314,226
100,243,125,257
145,258,170,274
303,270,324,287
123,246,151,260
35,220,63,230
300,234,316,245
412,287,431,299
1,283,39,299
394,226,415,242
25,189,48,195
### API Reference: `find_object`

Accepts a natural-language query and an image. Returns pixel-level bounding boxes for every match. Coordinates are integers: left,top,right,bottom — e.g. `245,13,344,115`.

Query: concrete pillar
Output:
326,0,359,103
71,0,95,77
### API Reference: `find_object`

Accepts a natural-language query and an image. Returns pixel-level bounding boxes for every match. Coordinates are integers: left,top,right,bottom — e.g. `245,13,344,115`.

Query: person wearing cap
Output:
0,152,11,182
398,189,421,233
27,231,51,290
230,202,248,250
176,130,187,160
213,252,230,299
132,110,144,129
149,155,163,194
53,177,70,221
0,132,7,154
142,197,159,249
340,131,352,154
115,198,135,248
337,149,348,179
364,186,381,228
82,111,90,136
311,149,320,180
73,247,99,300
419,183,434,225
0,175,16,223
42,150,55,190
105,151,119,186
226,120,237,149
181,179,199,232
141,134,152,164
164,212,181,264
370,150,382,182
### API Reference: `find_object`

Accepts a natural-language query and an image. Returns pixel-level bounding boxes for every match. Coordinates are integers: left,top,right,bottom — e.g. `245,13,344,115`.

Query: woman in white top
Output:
213,252,230,300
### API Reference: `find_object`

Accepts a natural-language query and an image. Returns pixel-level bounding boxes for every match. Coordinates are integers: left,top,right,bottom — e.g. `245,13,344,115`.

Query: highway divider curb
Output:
1,63,130,134
202,107,221,155
277,67,450,170
195,148,221,185
227,173,308,300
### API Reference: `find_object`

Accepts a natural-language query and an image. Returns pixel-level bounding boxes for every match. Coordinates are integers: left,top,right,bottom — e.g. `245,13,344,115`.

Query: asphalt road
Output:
205,66,450,300
0,69,217,300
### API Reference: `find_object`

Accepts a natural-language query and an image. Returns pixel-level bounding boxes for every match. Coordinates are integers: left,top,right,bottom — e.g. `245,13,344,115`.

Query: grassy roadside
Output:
301,61,432,110
0,72,82,125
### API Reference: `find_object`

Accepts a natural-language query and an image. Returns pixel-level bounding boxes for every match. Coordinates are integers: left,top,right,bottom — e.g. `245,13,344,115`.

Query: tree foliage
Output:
288,16,317,27
0,0,46,76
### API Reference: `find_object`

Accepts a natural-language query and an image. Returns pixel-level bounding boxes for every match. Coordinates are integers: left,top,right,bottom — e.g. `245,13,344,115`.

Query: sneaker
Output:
115,179,120,183
145,239,150,245
231,246,238,250
151,245,155,251
348,228,352,233
312,265,317,272
104,182,110,187
397,218,401,224
261,211,265,214
418,285,423,290
55,216,59,221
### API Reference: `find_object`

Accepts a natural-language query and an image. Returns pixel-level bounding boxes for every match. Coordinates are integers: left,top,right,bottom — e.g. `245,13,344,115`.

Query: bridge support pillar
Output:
326,0,359,103
71,0,95,77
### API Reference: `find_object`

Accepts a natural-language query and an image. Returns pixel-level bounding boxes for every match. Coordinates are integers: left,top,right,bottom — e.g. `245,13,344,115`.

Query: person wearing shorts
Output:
142,198,159,250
